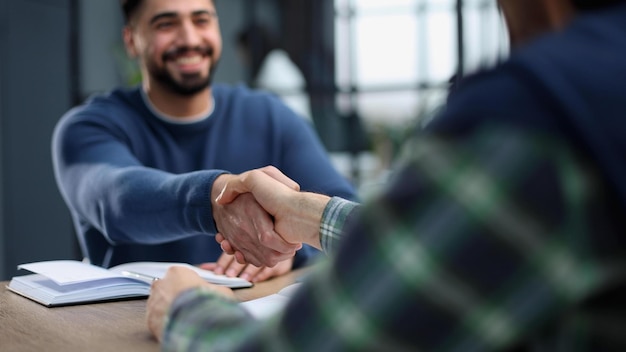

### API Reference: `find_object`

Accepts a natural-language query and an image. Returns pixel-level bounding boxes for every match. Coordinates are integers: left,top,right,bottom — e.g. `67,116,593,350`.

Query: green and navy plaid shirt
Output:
162,127,626,351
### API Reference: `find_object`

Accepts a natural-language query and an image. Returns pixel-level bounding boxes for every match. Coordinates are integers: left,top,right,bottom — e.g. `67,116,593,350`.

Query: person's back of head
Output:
571,0,625,10
499,0,626,47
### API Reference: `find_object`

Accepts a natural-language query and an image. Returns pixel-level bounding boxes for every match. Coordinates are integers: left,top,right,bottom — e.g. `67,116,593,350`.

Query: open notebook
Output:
7,260,252,307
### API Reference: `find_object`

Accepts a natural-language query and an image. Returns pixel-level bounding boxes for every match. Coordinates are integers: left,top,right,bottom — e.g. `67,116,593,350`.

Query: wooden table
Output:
0,269,303,352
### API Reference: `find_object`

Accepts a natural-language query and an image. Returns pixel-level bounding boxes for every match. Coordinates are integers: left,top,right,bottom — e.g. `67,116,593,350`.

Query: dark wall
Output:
0,0,77,280
0,0,311,281
0,0,5,280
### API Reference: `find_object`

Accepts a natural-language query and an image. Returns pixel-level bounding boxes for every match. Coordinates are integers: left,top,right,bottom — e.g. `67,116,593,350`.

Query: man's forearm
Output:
68,165,224,244
280,192,332,249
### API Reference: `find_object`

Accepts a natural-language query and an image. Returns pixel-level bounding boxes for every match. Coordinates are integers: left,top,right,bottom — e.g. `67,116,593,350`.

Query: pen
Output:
121,270,160,282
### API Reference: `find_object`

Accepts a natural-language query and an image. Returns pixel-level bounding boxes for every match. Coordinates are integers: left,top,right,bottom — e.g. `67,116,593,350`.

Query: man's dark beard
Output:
151,65,217,96
148,46,219,96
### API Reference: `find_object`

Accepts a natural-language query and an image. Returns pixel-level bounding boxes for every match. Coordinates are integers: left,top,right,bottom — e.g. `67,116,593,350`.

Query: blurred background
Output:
0,0,507,280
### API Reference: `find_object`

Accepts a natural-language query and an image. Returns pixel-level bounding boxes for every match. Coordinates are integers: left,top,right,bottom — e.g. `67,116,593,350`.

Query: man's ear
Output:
123,26,138,58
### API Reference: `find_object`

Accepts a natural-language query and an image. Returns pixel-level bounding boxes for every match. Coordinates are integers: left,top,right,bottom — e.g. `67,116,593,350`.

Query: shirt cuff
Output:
319,196,359,255
163,287,248,351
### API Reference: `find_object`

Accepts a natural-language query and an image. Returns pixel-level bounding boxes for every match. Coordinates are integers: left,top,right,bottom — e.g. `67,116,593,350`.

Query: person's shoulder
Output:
72,86,140,114
60,86,143,125
427,60,547,134
212,83,307,126
213,82,284,107
447,61,531,110
213,82,267,97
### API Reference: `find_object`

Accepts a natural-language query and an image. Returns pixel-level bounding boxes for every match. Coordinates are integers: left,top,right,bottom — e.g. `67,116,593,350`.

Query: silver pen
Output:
121,270,160,282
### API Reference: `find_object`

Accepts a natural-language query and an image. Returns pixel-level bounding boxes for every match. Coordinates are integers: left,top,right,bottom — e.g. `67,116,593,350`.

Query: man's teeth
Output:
176,56,203,65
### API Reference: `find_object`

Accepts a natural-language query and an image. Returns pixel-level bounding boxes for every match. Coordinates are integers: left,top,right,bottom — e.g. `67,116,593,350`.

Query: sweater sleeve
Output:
52,110,226,245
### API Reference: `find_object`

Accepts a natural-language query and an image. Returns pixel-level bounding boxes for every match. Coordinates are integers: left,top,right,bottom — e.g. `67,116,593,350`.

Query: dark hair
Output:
571,0,625,10
120,0,142,24
120,0,218,24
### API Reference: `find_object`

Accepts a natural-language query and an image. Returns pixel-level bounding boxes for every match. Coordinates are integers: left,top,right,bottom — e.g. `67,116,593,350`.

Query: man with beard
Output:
51,0,356,283
146,0,626,350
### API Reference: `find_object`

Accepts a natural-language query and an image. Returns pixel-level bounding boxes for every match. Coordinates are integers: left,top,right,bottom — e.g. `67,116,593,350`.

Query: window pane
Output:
335,0,350,11
355,90,422,126
463,2,509,73
354,15,419,86
335,17,353,88
424,10,456,82
353,0,455,10
354,0,419,10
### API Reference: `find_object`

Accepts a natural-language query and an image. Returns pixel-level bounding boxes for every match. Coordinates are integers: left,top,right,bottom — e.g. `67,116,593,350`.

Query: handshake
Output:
211,166,333,267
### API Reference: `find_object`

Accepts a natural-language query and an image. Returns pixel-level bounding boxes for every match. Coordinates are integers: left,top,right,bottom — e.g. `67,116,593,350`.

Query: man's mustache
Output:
162,46,213,61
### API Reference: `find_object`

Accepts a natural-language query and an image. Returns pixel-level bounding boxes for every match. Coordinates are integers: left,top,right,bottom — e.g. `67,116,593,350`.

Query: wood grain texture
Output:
0,269,305,352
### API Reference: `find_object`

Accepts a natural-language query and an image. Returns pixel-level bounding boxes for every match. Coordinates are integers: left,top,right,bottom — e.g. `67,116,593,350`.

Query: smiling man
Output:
51,0,356,283
124,0,220,112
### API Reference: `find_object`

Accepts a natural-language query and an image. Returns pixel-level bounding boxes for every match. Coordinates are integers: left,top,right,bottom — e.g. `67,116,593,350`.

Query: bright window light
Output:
335,0,507,127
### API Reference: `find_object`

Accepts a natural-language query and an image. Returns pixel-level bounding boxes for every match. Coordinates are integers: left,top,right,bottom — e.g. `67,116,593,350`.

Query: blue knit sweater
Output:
52,84,356,268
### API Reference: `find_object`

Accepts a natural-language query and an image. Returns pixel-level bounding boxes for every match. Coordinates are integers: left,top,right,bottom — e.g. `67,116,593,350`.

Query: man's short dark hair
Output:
120,0,142,25
120,0,218,25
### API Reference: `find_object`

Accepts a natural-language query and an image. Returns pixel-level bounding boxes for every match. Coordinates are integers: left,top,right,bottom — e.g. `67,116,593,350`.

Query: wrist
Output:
210,173,233,232
210,173,232,208
291,192,330,249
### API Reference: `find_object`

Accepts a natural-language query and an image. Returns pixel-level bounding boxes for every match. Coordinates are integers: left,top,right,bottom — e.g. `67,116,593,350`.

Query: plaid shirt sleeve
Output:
319,197,360,255
162,126,620,351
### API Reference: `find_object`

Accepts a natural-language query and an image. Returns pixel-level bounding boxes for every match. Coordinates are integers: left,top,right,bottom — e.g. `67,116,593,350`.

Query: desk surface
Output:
0,269,303,352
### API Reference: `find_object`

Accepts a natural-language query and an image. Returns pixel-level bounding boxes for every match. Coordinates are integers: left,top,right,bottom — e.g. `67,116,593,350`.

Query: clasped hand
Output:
213,166,329,267
148,167,330,342
211,167,303,267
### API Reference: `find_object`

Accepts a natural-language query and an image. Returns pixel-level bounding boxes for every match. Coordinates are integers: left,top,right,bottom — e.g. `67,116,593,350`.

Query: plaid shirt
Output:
162,126,626,351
